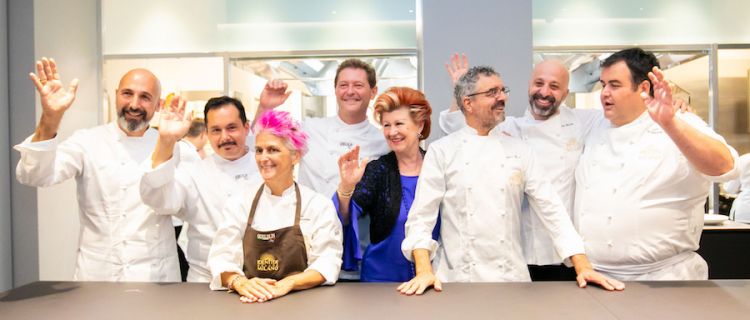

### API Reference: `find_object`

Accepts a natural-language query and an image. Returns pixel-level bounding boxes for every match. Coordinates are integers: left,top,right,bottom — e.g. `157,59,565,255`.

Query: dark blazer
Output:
352,150,424,244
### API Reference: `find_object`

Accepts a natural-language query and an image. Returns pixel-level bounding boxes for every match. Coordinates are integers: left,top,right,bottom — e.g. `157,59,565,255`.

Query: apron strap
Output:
293,182,301,226
246,184,265,227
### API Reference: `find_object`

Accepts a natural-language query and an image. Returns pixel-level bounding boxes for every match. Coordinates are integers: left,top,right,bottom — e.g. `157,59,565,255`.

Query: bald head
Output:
527,59,570,120
115,68,162,136
118,68,161,98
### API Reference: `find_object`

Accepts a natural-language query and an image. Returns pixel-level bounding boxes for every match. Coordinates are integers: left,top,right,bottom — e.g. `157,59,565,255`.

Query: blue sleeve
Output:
333,194,364,272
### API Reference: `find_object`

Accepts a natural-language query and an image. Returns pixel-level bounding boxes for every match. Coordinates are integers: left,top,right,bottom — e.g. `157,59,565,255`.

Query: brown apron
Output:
241,183,308,280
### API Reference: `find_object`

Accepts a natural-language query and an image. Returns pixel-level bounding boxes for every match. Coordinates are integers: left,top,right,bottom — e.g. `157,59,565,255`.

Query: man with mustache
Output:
398,66,623,294
439,56,600,281
14,58,180,281
140,96,261,282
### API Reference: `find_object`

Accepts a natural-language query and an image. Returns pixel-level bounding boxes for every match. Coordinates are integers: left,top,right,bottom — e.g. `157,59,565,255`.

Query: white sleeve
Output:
438,109,466,135
14,134,83,187
401,145,444,262
724,154,750,195
207,195,247,290
139,151,193,217
522,147,585,263
678,112,740,182
303,196,343,285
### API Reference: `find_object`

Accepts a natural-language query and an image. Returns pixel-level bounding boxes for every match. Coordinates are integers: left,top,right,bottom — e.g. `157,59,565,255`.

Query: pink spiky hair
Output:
254,110,309,156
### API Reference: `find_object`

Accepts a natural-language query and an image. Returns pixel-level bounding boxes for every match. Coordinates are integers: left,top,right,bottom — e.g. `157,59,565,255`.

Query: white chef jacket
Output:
513,107,600,265
724,154,750,223
208,181,343,290
299,116,389,197
140,145,259,282
401,126,585,282
438,107,600,265
15,122,180,282
575,111,739,280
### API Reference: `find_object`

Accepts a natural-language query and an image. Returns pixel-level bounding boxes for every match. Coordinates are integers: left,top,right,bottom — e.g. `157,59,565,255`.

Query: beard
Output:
529,93,562,118
117,107,149,133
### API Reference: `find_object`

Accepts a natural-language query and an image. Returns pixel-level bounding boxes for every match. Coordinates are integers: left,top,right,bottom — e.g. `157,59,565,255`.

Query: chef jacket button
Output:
500,239,505,244
607,241,613,247
155,223,160,228
465,162,470,165
613,188,617,194
500,188,505,192
559,156,563,160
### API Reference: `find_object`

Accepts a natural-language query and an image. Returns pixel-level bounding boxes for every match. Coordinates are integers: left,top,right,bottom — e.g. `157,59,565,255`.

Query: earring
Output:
418,133,424,139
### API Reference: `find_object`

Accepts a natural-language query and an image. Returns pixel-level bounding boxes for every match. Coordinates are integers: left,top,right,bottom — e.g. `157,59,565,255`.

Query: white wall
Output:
420,0,533,142
533,0,750,46
32,0,100,281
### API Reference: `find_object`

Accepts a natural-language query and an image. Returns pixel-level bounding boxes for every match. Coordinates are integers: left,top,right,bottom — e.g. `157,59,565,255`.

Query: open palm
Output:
338,145,368,189
158,95,193,141
29,58,79,116
643,66,676,126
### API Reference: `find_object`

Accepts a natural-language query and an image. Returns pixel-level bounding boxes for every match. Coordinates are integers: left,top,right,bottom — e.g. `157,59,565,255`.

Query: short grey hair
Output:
454,66,500,112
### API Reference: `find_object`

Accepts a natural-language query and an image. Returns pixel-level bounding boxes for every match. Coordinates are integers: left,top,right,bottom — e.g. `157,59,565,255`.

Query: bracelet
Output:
227,274,245,292
337,188,355,198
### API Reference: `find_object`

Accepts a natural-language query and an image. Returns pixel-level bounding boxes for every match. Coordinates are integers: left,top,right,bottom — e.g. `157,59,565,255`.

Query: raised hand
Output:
29,58,79,118
642,66,676,127
337,145,368,192
445,53,469,85
157,94,193,142
259,79,291,110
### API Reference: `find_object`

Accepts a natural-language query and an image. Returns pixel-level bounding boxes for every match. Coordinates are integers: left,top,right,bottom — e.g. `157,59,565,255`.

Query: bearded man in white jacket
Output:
398,66,624,295
15,58,180,282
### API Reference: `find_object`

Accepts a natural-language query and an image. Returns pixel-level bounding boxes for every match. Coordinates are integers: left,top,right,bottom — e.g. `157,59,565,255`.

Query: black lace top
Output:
352,150,425,244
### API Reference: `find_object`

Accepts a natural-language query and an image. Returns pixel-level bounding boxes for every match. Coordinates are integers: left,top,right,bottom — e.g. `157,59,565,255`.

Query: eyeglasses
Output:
467,86,510,98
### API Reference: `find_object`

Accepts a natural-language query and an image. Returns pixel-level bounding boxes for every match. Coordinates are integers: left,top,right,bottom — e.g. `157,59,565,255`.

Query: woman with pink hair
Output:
208,110,343,303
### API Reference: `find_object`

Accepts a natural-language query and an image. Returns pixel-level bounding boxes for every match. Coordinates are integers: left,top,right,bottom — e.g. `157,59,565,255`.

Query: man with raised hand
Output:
15,58,180,282
575,48,738,280
399,66,623,295
140,96,261,282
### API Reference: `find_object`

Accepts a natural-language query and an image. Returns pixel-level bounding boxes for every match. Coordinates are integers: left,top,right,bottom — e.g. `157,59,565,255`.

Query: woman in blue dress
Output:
334,87,439,282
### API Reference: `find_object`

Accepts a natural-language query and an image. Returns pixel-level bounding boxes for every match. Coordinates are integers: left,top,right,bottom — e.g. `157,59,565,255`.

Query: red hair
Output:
373,87,432,140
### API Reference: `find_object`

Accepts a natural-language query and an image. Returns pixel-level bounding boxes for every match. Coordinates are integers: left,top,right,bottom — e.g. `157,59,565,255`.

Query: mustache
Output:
119,107,147,117
218,141,237,148
531,93,556,105
492,100,506,109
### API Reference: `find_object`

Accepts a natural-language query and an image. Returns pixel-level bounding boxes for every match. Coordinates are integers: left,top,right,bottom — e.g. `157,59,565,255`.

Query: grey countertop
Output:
2,281,750,319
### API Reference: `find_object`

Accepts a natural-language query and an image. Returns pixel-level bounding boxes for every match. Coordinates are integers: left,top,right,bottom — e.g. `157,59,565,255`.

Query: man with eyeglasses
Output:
397,66,623,295
439,55,601,281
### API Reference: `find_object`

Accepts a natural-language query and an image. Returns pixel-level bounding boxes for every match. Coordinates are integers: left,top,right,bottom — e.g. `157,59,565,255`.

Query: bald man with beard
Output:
15,57,180,282
439,57,601,281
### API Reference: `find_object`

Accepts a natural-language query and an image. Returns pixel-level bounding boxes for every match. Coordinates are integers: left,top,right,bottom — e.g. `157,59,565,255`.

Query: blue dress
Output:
334,174,440,282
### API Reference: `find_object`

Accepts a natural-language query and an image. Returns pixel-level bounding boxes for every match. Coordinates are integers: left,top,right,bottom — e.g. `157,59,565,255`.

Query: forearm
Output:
413,249,434,275
221,271,243,288
279,269,325,291
570,254,594,274
661,117,734,176
336,184,356,225
151,136,178,168
32,113,64,142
